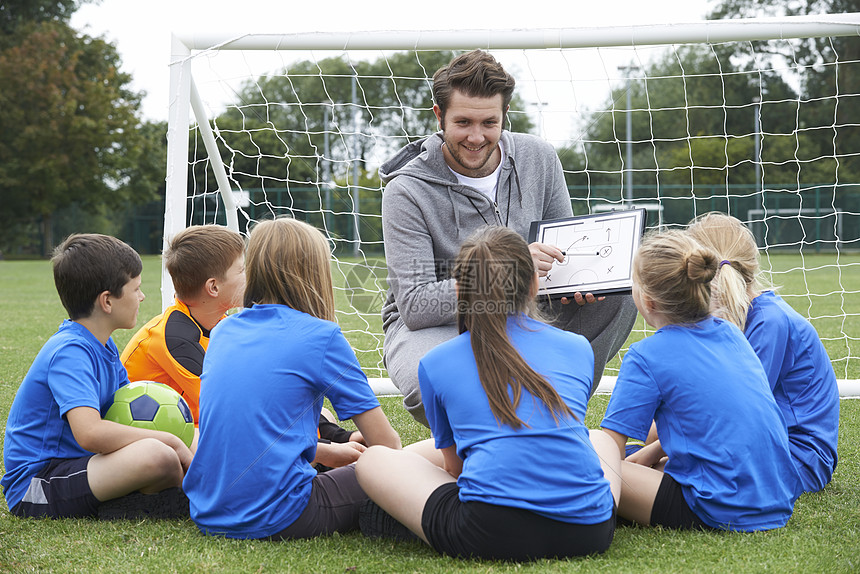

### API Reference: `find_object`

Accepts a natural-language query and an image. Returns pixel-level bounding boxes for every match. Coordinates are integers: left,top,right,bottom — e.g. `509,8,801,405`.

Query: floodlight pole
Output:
351,74,360,257
753,96,762,205
323,104,332,233
618,65,639,207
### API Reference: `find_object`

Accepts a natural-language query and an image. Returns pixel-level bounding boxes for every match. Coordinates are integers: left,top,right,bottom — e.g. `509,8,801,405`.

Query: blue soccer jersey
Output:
601,316,802,532
183,304,381,539
420,314,615,525
745,291,840,492
2,321,129,509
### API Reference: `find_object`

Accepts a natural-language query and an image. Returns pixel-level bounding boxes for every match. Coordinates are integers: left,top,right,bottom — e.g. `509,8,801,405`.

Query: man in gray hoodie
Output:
380,50,638,426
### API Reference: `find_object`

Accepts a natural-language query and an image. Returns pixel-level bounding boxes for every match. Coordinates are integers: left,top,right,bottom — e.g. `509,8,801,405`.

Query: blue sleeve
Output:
48,344,104,417
419,361,454,450
318,328,380,420
745,309,789,392
600,347,661,441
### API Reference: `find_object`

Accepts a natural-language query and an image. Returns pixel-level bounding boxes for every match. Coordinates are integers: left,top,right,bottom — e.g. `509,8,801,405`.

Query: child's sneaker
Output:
98,487,189,520
358,499,420,542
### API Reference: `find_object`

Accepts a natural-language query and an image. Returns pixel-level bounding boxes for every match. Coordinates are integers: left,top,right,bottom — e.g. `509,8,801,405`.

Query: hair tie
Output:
719,260,731,268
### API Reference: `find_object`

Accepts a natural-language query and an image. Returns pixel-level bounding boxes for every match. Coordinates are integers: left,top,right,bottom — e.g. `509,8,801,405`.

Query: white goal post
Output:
164,13,860,393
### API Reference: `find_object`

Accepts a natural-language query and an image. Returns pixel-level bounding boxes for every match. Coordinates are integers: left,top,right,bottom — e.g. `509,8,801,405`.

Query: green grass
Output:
1,255,859,572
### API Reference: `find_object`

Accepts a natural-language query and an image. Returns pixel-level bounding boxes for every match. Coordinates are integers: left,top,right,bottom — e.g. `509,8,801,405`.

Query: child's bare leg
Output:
589,429,622,507
87,438,184,501
617,460,664,525
355,445,455,543
404,438,444,467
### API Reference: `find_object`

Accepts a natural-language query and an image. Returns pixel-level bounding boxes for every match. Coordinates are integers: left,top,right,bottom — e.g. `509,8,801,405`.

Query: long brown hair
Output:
243,217,335,322
634,229,719,325
454,226,574,429
687,212,769,330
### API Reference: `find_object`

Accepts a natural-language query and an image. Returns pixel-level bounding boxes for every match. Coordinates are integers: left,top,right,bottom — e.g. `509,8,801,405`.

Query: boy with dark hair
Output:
2,234,192,519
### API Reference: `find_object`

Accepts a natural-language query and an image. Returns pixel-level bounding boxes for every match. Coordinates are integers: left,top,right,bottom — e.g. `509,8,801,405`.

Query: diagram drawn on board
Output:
528,209,645,297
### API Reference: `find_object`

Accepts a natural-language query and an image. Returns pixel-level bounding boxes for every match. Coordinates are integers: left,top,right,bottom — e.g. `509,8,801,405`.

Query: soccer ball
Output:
104,381,195,447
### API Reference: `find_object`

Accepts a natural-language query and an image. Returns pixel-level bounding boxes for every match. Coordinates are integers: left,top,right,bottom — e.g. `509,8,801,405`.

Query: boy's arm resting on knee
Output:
600,428,628,460
351,406,401,450
65,406,193,471
441,445,462,479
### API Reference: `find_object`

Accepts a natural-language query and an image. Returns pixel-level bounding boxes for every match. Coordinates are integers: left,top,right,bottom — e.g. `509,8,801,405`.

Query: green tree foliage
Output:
198,51,534,192
189,51,534,250
565,45,790,191
563,1,859,216
709,0,860,183
0,20,151,255
0,0,86,39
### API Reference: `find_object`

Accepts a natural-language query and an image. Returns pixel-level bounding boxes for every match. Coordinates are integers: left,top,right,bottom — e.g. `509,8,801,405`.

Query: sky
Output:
70,0,715,124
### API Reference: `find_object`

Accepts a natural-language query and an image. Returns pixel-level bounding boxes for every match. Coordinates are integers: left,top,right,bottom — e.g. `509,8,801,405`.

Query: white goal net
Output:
164,14,860,388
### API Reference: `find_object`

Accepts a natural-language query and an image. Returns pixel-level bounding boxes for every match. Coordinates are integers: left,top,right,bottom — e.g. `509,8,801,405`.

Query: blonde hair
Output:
687,212,769,330
454,226,574,429
634,229,719,326
243,218,335,322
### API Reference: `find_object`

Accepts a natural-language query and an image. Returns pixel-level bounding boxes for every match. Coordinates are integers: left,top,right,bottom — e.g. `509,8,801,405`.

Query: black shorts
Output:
267,465,366,540
650,473,715,531
421,482,616,562
10,456,99,519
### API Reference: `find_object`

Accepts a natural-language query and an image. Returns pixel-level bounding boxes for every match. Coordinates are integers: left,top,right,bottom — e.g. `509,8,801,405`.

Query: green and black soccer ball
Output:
104,381,195,447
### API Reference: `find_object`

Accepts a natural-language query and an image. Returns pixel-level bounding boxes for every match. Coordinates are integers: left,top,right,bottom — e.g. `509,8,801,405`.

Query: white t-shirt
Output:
447,141,506,202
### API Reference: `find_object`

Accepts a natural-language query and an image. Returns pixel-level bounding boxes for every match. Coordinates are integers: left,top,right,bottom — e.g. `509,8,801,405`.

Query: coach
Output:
380,49,638,426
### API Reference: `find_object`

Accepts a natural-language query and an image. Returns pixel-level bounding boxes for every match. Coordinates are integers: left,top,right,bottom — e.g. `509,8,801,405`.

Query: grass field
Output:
1,255,859,573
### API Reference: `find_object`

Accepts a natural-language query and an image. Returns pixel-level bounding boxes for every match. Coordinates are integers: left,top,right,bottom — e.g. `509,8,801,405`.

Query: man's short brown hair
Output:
164,225,245,301
52,234,142,320
432,50,516,123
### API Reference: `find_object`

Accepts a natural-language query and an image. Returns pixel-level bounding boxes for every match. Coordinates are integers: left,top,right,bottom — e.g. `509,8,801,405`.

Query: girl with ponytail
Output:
600,229,802,532
688,212,839,493
356,226,621,561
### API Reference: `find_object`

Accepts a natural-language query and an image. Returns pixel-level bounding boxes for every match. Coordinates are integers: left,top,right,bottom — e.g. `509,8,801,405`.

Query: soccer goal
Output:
164,13,860,390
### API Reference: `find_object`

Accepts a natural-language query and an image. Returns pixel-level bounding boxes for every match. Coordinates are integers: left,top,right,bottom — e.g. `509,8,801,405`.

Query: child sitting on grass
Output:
600,229,802,531
2,234,192,519
355,226,621,561
183,217,401,540
687,212,840,493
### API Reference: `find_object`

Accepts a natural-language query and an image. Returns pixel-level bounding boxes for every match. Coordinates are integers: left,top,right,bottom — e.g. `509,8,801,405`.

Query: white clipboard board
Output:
528,209,646,298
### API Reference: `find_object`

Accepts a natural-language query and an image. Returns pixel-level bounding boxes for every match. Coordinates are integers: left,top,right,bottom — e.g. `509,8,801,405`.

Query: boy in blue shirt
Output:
2,234,193,519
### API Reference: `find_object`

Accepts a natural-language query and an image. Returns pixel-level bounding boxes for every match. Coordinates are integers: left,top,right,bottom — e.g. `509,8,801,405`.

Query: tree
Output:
568,45,786,188
198,51,535,193
187,51,535,248
0,20,150,254
560,23,854,226
709,0,860,182
0,0,86,39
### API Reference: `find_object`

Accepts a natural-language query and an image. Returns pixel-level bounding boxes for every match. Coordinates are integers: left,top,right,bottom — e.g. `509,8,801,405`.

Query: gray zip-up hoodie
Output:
380,130,572,333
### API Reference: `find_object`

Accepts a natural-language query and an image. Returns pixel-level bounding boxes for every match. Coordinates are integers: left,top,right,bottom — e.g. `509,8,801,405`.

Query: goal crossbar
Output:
172,13,860,52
